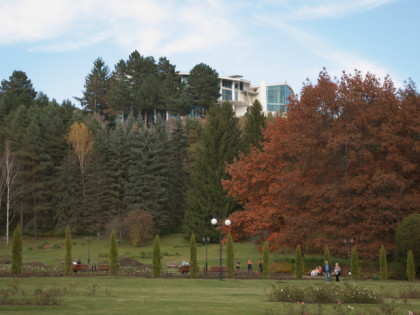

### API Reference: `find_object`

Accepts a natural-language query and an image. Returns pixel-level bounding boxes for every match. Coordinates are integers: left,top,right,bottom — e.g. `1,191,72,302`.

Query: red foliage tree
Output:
224,70,420,258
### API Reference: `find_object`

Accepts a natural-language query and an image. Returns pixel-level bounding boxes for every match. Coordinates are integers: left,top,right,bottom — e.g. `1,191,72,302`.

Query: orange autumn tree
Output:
224,69,420,258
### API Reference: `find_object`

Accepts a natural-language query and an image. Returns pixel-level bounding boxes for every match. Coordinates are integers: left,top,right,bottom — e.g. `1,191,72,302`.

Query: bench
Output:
209,266,226,273
179,265,190,274
167,262,179,268
72,264,88,273
98,264,110,271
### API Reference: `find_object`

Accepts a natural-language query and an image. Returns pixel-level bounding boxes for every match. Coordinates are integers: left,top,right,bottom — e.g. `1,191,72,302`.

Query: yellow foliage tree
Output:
66,122,94,174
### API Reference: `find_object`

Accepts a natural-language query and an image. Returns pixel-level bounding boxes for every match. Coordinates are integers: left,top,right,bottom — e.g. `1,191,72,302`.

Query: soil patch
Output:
118,257,146,268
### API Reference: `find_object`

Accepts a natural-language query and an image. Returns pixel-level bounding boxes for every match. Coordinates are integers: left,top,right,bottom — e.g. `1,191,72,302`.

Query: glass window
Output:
267,85,288,113
222,89,232,101
222,79,232,88
240,82,243,91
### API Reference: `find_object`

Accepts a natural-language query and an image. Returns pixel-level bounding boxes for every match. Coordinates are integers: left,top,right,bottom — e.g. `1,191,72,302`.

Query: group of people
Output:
234,258,264,275
323,261,341,282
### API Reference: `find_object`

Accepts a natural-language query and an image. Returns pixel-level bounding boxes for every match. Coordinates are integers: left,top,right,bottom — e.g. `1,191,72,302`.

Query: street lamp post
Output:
343,237,354,277
211,217,231,281
202,236,210,273
86,236,92,265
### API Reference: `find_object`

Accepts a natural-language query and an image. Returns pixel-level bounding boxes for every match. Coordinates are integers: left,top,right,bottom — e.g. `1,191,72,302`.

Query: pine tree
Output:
190,233,199,278
295,244,303,279
64,226,73,275
109,229,118,275
11,225,22,276
379,245,387,280
183,103,244,241
262,241,270,279
226,231,235,278
243,100,266,153
351,247,360,280
324,245,332,267
152,235,161,278
407,250,416,281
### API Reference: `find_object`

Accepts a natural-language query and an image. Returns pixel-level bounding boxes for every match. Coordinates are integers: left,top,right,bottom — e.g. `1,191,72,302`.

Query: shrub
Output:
11,226,22,276
407,250,416,281
323,245,332,267
152,235,161,278
379,245,387,280
123,210,155,246
64,226,72,275
270,262,294,273
395,213,420,270
189,234,198,278
262,241,270,279
226,231,235,278
295,245,303,280
351,247,360,280
109,229,118,276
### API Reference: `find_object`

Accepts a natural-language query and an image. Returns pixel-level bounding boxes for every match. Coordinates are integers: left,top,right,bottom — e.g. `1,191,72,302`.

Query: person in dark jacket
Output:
323,261,332,282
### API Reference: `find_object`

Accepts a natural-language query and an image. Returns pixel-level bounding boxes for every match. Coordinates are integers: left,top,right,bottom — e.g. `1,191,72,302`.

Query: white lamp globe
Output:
225,219,231,226
211,218,218,225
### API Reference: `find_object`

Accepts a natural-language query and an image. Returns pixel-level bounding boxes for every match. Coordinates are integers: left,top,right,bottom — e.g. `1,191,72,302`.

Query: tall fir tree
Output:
351,247,360,280
152,235,161,278
183,102,244,241
407,250,416,281
226,231,235,278
190,233,198,278
243,100,266,153
262,241,270,279
64,226,73,275
379,245,388,281
109,229,118,276
11,225,22,276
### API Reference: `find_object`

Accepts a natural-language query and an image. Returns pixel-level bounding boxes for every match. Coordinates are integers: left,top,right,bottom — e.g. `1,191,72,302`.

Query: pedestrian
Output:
247,258,252,275
323,260,332,282
236,260,240,274
258,258,263,274
334,262,341,282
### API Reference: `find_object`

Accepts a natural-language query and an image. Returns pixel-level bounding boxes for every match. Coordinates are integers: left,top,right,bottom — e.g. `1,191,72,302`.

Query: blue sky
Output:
0,0,419,104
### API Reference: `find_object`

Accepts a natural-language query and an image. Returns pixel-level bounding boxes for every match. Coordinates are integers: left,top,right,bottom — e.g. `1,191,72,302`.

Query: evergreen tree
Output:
243,100,266,153
190,233,198,278
295,244,303,279
324,245,332,268
262,241,270,279
226,231,235,278
379,245,387,280
152,235,161,278
183,103,244,241
64,226,73,275
109,229,118,275
11,225,22,276
407,250,416,281
351,247,360,280
188,63,220,116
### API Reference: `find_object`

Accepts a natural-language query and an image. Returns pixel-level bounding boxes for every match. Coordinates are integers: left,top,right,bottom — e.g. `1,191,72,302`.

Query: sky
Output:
0,0,419,105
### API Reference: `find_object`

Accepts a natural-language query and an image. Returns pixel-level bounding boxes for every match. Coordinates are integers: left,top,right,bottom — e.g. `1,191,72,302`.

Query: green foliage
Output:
323,245,332,267
11,226,22,276
109,229,118,276
243,99,266,152
379,245,387,280
64,226,72,275
295,245,303,279
262,241,270,279
226,232,235,278
407,250,416,281
395,213,420,268
152,235,161,278
351,247,360,280
189,234,198,278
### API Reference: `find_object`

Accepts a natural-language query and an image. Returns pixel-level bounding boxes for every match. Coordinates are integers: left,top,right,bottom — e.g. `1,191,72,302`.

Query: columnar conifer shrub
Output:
109,229,118,276
395,213,420,269
190,233,198,278
226,231,235,278
262,241,270,279
351,247,360,280
11,226,22,276
407,250,416,281
64,226,72,275
295,245,303,280
379,245,387,280
323,245,332,267
152,235,161,278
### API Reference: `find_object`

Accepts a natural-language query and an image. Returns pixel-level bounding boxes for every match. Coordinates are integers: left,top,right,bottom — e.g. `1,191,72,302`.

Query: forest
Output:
0,51,419,259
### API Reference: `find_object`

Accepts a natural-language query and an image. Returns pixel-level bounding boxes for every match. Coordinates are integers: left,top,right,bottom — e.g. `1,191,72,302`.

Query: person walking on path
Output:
334,262,341,282
236,260,240,274
258,258,263,274
247,258,252,275
323,261,332,282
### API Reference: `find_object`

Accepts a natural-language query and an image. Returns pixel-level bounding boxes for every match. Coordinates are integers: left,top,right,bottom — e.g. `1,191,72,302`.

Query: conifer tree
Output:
226,231,235,278
190,233,198,278
295,244,303,279
262,241,270,279
351,247,360,280
152,235,161,278
109,229,118,275
64,226,73,275
243,99,266,153
379,245,387,280
407,250,416,281
324,245,332,267
11,225,22,276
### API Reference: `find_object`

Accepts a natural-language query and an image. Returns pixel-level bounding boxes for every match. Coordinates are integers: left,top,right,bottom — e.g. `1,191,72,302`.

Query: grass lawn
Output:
0,277,419,314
